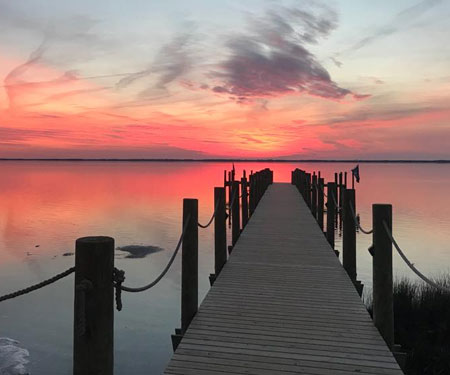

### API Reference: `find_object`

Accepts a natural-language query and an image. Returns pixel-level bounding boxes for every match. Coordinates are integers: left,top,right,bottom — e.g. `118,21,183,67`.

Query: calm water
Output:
0,161,449,374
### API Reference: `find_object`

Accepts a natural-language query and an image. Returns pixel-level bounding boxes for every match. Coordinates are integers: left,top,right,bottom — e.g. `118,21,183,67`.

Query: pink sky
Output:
1,1,449,159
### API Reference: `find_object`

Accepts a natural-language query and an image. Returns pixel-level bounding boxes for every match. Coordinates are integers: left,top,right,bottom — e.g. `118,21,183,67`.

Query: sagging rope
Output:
383,221,450,294
0,267,75,303
349,201,373,235
114,215,190,298
330,192,340,212
198,201,219,229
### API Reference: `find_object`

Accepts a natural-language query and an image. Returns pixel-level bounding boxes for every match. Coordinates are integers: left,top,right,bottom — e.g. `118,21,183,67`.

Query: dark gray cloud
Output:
345,0,443,53
210,5,363,103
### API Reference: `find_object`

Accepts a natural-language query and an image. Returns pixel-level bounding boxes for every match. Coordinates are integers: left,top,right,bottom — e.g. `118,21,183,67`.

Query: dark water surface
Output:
0,161,449,374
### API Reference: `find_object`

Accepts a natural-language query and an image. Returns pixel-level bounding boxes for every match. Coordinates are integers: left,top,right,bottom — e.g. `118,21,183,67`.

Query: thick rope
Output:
349,201,373,235
383,221,450,293
0,267,75,303
116,215,190,293
198,201,219,229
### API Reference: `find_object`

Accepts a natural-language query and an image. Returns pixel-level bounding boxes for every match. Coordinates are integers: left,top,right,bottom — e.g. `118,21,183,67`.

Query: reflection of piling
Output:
74,236,114,375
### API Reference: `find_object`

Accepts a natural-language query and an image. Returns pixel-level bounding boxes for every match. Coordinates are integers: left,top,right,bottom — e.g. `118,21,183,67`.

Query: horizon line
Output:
0,158,449,163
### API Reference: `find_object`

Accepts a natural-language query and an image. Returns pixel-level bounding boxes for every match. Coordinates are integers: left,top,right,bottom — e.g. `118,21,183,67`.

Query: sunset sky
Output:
1,0,449,159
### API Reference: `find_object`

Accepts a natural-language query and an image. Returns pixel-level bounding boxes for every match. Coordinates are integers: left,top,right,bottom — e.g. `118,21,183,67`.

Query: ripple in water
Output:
0,338,29,375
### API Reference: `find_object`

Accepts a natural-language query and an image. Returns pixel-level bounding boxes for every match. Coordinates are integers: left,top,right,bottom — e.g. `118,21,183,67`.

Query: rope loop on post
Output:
112,268,125,311
349,201,373,235
115,215,190,293
383,221,450,294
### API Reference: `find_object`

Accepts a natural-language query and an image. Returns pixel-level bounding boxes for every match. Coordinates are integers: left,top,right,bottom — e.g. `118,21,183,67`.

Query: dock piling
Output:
74,236,114,375
372,203,394,349
181,199,198,334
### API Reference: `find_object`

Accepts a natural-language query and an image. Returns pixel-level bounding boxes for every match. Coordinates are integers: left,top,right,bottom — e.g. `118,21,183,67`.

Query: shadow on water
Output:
116,245,164,259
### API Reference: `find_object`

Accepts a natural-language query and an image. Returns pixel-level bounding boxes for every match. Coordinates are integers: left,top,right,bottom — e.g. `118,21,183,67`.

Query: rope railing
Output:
0,267,75,303
383,221,450,294
198,202,219,229
114,215,191,294
331,191,340,211
349,201,373,235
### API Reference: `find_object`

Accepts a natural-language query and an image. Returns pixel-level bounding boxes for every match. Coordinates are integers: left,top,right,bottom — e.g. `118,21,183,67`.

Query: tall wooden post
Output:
227,171,232,226
326,183,336,249
74,236,114,375
241,177,249,228
343,189,356,281
181,199,198,334
231,181,240,247
338,172,343,211
311,174,317,219
317,177,324,231
372,204,394,349
214,188,226,276
305,173,311,208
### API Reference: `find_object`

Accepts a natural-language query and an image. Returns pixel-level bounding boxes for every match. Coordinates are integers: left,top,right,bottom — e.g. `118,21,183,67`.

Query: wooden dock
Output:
164,183,403,375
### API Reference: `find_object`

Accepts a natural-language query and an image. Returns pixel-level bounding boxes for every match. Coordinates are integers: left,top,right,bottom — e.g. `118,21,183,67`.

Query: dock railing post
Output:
305,173,312,208
249,174,255,216
241,177,249,228
74,236,114,375
326,183,336,250
231,180,240,246
211,187,226,285
317,177,324,231
311,174,317,219
181,199,198,334
343,189,356,281
372,204,394,350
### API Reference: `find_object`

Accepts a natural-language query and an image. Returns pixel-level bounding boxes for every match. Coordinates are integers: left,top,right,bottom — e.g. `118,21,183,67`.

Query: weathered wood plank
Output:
164,183,403,374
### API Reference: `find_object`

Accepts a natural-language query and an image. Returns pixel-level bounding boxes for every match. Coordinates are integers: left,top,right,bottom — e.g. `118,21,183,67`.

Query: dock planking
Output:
165,183,403,374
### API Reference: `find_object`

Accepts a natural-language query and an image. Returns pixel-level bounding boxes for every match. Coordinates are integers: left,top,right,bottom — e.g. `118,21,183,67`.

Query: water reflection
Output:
0,161,449,374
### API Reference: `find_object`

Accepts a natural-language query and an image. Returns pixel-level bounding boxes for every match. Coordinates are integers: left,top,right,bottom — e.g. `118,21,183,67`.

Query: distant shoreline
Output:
0,158,449,163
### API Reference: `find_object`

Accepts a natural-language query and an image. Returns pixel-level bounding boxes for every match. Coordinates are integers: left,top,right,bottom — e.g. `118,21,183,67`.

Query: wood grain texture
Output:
164,183,403,374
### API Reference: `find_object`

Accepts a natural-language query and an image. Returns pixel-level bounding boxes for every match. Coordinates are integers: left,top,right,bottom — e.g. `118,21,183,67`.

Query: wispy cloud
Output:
345,0,443,54
209,5,365,103
116,30,194,95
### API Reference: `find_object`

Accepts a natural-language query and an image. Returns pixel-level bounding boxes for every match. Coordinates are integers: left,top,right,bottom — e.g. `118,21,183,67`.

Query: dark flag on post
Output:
351,165,360,183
